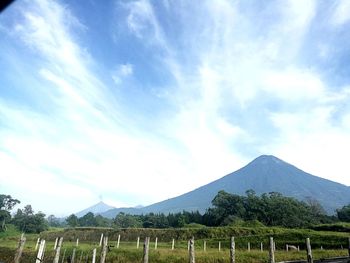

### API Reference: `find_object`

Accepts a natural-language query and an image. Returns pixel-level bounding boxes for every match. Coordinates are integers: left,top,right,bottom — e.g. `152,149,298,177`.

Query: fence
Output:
8,233,350,263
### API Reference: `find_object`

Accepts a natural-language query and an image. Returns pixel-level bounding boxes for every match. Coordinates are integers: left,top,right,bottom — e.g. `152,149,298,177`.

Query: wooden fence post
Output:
36,239,46,263
142,237,150,263
155,237,158,250
61,248,66,263
203,241,206,252
99,233,104,247
137,236,140,249
14,233,26,263
54,237,58,250
248,242,250,252
172,238,175,250
79,251,83,263
189,237,195,263
100,236,108,263
35,237,40,251
306,238,313,263
219,241,221,252
230,236,235,263
117,234,120,249
261,242,263,251
53,237,63,263
76,238,79,247
92,248,96,263
71,248,76,263
269,237,275,263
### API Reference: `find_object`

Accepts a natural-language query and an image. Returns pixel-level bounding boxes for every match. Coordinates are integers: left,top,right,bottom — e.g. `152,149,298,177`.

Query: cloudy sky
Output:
1,0,350,216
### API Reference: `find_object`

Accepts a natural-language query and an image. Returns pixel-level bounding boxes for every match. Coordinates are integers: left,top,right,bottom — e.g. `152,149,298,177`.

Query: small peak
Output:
253,155,283,164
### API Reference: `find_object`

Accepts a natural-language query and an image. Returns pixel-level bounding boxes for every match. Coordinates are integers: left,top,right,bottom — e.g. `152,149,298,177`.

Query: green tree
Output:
114,213,142,228
47,214,61,227
78,212,96,226
66,214,79,227
0,194,20,231
337,204,350,222
12,206,48,233
95,215,112,227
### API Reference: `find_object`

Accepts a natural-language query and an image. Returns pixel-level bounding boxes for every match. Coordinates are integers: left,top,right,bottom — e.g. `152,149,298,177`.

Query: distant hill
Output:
76,201,115,217
98,155,350,218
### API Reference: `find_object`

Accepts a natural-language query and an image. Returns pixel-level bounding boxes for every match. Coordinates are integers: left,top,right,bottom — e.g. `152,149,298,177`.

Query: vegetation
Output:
0,194,20,231
1,191,350,237
337,204,350,222
12,205,49,233
64,190,340,229
1,227,349,263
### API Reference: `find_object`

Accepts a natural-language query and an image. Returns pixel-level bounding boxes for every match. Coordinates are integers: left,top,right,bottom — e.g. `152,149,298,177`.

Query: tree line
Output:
65,190,350,229
1,192,350,233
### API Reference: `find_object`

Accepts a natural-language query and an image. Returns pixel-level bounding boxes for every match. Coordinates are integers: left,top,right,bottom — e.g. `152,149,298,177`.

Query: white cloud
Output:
112,63,133,85
1,0,350,217
262,68,326,101
331,0,350,26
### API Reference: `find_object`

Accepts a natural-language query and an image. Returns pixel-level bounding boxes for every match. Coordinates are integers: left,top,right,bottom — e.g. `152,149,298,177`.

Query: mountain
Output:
101,155,350,218
76,201,115,217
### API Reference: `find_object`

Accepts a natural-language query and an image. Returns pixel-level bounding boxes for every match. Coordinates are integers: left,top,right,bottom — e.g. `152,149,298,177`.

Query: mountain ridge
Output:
85,155,350,218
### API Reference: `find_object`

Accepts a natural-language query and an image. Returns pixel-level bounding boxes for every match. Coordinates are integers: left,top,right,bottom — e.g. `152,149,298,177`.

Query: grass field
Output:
1,225,349,262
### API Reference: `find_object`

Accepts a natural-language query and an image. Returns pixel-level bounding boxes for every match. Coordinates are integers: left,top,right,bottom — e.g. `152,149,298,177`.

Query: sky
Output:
1,0,350,216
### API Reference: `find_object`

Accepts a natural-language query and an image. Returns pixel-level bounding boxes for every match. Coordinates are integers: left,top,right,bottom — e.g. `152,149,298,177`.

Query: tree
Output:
114,213,142,228
206,190,329,228
47,215,61,227
337,204,350,222
95,215,112,227
66,214,79,227
12,206,48,233
79,212,97,226
0,194,20,231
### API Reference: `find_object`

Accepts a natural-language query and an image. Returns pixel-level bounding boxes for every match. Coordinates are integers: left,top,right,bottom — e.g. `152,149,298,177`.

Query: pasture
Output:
1,225,349,263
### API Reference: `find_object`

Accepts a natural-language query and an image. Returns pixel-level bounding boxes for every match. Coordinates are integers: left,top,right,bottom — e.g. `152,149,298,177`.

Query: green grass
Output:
1,225,350,262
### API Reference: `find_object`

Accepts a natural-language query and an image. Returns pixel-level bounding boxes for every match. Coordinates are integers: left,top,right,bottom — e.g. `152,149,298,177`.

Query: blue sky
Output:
1,0,350,216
